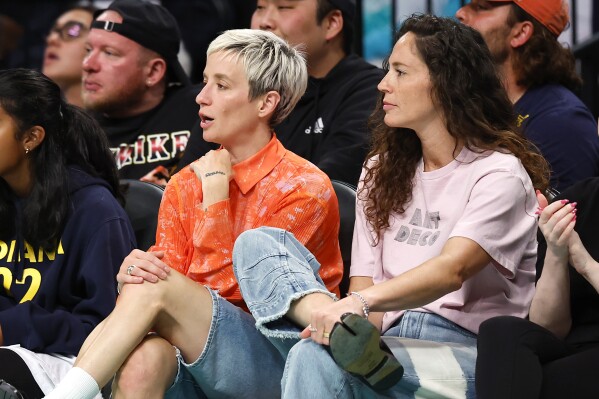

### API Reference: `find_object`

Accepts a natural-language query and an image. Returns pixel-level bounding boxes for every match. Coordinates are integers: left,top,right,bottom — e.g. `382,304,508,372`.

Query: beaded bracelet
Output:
348,291,370,319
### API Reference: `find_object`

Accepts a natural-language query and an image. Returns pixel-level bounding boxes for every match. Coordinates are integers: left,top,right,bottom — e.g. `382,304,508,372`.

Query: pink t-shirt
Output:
350,147,538,333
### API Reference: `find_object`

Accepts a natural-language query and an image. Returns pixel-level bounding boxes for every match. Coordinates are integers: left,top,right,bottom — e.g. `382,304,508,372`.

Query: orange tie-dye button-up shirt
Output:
150,135,343,307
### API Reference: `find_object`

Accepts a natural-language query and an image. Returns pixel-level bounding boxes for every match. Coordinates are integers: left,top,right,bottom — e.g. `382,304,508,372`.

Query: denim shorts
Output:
233,227,337,353
165,288,286,399
165,227,337,398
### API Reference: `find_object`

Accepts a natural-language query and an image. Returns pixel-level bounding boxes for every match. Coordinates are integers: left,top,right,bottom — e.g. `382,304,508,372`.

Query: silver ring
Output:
308,324,317,333
126,265,136,276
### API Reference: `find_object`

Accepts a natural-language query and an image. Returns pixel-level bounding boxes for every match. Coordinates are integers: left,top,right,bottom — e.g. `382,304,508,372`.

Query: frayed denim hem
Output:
256,288,338,339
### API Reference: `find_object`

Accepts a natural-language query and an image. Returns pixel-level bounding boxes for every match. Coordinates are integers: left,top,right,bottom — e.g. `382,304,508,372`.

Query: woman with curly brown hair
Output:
228,13,551,399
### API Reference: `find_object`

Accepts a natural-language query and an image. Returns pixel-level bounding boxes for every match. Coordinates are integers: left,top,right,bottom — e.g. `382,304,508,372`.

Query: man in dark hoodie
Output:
179,0,383,186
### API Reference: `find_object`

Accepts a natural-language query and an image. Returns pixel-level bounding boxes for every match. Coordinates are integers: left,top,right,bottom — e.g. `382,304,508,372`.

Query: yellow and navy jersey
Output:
0,167,136,355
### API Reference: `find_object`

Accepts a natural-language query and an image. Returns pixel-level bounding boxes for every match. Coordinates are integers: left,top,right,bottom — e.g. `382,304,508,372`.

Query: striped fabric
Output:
381,337,477,399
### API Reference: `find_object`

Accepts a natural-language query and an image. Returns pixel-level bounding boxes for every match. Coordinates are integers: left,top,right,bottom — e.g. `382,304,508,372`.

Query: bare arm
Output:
529,194,576,338
568,231,599,293
358,237,490,312
529,251,572,338
116,149,233,288
308,236,491,344
348,276,383,331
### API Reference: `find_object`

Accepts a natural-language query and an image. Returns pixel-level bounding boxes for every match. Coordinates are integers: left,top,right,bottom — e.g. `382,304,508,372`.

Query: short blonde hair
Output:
207,29,308,126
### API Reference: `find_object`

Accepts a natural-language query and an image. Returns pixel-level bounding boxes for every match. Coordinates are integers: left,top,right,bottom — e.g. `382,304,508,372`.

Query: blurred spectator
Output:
82,0,214,184
0,2,70,70
162,0,257,84
0,14,23,68
457,0,599,192
43,5,96,107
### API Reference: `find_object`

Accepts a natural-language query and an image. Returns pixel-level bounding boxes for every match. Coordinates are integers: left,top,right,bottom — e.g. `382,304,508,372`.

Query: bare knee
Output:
118,277,172,315
112,335,177,399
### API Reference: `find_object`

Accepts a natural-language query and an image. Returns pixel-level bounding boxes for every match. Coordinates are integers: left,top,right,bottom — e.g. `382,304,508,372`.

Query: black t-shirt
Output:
96,84,216,180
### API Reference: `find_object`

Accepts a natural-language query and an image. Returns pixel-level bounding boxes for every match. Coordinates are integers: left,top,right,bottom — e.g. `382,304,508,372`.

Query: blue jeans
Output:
233,227,337,354
164,288,285,399
283,311,477,399
165,227,335,398
234,227,477,398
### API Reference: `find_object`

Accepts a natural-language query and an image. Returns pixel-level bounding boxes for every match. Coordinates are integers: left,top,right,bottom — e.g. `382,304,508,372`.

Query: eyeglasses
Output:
48,21,88,41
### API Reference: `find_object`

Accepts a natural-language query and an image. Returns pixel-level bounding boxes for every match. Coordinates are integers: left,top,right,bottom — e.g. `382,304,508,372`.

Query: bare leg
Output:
73,270,213,389
111,335,178,399
287,293,335,326
76,317,108,361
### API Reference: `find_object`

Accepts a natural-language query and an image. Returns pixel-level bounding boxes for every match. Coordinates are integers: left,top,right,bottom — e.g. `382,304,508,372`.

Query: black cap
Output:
91,0,190,86
329,0,356,24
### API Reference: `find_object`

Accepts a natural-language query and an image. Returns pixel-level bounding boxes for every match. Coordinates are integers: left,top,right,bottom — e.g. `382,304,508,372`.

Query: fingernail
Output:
535,189,541,195
534,210,541,215
573,215,577,221
572,208,577,214
570,202,577,207
561,199,569,204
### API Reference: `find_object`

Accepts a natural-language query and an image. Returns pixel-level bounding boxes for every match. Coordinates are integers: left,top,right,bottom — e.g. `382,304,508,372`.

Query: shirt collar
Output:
231,134,286,194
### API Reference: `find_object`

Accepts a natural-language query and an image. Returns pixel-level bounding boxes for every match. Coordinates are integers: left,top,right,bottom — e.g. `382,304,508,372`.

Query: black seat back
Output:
331,180,357,296
120,179,165,251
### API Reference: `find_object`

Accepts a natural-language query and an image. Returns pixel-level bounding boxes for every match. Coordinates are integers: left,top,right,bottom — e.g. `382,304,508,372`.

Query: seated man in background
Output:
45,29,342,399
457,0,599,192
43,5,96,107
180,0,383,187
83,0,215,184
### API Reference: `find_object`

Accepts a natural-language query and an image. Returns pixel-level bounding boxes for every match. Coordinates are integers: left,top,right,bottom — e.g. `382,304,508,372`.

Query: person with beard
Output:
82,0,215,185
456,0,599,193
42,5,96,108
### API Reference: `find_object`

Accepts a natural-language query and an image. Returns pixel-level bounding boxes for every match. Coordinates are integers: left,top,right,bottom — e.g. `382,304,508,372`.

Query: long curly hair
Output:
507,5,582,92
0,69,121,249
361,14,549,242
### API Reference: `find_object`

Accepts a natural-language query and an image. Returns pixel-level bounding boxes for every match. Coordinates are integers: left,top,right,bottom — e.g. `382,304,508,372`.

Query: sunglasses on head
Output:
48,21,88,41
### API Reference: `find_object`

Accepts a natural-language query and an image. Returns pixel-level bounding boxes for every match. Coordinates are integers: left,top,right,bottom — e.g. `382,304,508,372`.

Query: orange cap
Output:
489,0,569,37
